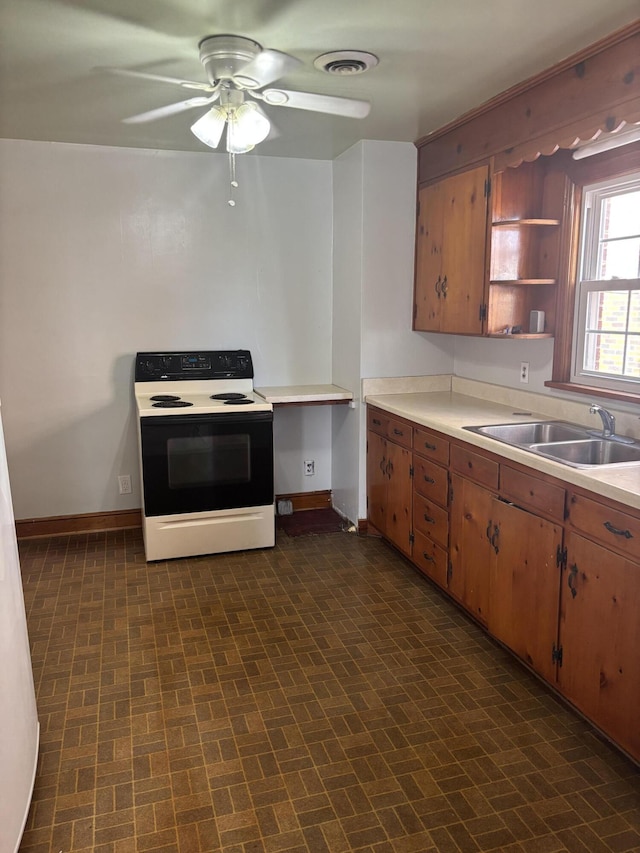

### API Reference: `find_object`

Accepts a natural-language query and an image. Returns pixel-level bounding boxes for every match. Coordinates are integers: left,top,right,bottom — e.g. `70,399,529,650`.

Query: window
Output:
571,173,640,394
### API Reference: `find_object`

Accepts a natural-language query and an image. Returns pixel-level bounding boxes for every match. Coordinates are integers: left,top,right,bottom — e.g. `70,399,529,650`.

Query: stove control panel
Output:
135,350,254,381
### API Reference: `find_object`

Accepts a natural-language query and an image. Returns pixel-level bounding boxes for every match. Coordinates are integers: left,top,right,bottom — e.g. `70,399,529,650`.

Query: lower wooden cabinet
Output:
449,473,494,625
559,531,640,760
366,424,412,556
366,405,640,762
486,499,562,684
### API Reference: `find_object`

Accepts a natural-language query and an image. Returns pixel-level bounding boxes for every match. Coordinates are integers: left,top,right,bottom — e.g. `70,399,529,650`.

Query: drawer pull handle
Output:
379,457,386,474
423,475,435,484
435,275,442,297
604,521,633,539
393,428,404,436
423,514,435,525
422,552,435,563
568,563,578,599
372,418,382,426
423,442,436,451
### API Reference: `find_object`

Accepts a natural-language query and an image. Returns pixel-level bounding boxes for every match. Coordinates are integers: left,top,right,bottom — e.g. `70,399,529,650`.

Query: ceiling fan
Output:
101,34,372,155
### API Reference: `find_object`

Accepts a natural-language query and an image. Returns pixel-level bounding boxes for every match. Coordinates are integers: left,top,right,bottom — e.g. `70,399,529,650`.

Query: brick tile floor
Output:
17,529,640,852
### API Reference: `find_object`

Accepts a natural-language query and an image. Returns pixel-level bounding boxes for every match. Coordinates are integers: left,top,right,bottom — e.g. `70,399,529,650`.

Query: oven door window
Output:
140,412,273,516
167,434,251,489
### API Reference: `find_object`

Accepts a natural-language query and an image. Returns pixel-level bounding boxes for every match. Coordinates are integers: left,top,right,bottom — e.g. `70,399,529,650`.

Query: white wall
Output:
453,335,555,393
332,141,455,524
0,139,333,518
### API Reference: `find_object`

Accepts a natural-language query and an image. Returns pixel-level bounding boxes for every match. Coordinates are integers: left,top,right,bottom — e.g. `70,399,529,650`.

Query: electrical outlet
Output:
303,460,315,476
520,362,530,384
118,474,132,495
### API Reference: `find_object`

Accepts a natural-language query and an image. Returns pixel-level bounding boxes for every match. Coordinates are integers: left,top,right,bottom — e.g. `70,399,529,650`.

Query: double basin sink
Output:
463,420,640,468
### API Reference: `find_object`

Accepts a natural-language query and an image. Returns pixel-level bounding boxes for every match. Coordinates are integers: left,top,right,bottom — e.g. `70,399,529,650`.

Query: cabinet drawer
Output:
413,492,448,548
413,457,448,506
386,417,412,449
412,530,448,589
567,492,640,561
451,444,499,490
414,427,450,465
500,465,565,522
368,408,389,437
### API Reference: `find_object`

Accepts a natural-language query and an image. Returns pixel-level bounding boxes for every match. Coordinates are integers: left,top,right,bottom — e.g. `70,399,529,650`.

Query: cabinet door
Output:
367,430,387,535
449,473,493,624
385,440,412,556
414,180,445,331
488,499,562,683
559,532,640,761
414,166,489,335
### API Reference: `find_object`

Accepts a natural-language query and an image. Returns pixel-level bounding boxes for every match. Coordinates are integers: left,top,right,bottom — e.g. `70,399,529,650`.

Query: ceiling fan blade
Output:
260,89,370,118
96,66,215,92
123,94,219,124
232,50,301,89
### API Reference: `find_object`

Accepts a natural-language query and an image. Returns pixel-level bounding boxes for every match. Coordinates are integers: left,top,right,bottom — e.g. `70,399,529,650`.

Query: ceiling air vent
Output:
313,51,379,75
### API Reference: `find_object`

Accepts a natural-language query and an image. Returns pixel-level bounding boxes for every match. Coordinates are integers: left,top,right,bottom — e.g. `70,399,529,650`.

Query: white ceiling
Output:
0,0,638,160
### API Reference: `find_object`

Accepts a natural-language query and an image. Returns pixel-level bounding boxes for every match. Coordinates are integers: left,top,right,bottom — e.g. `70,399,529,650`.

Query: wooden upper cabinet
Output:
413,165,489,335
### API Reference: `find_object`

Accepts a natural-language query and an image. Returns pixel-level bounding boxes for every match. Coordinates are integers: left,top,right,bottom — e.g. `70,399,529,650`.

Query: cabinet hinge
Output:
409,532,415,544
484,177,491,198
552,644,563,666
556,545,567,570
479,303,487,321
409,465,414,478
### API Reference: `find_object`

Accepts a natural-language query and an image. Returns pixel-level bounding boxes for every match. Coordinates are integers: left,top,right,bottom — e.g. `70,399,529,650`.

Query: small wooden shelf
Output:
488,332,553,339
492,218,560,227
490,278,556,285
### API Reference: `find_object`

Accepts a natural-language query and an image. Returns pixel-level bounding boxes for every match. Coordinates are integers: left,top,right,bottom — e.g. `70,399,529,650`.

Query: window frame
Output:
546,142,640,404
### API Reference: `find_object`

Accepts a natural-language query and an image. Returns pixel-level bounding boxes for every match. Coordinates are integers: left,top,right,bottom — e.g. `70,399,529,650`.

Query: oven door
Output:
140,412,273,517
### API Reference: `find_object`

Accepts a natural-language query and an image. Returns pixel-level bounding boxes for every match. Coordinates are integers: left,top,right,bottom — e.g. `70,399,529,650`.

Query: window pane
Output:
598,236,640,279
629,291,640,334
601,190,640,240
583,332,624,374
585,290,628,333
624,335,640,378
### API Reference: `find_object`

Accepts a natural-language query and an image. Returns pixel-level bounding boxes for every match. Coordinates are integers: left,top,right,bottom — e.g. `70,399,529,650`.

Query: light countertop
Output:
366,390,640,512
256,384,353,405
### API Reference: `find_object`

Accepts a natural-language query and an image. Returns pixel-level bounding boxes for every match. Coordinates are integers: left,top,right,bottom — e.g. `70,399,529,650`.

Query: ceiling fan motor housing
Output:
198,34,262,85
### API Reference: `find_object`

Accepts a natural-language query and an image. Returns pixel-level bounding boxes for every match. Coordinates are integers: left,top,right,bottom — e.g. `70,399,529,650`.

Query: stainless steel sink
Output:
532,439,640,467
463,420,640,468
465,421,590,445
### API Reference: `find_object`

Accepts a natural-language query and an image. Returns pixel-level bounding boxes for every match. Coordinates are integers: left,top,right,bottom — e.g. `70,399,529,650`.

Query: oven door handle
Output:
141,411,273,426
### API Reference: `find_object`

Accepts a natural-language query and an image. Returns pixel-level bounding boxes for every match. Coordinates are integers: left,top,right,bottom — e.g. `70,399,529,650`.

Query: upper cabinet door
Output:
413,165,489,335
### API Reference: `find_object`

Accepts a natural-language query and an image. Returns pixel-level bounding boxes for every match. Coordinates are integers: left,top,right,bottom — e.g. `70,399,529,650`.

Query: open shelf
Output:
487,332,553,339
492,218,560,227
490,278,556,285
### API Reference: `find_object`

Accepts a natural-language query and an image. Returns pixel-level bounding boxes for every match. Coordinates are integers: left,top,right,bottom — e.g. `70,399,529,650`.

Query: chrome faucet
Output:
589,403,616,437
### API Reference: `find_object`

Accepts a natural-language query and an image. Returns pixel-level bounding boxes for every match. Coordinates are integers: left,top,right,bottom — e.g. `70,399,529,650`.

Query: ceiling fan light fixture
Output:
227,102,271,153
313,50,378,75
190,107,227,148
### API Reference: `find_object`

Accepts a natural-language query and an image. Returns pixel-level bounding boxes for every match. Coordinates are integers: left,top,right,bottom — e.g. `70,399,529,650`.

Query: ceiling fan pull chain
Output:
228,152,239,206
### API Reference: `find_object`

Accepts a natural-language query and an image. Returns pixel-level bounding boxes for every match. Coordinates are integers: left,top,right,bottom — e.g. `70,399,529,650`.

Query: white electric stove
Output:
134,350,274,561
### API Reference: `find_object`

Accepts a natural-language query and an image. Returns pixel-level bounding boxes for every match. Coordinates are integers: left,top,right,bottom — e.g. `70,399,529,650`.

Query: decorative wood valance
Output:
416,21,640,183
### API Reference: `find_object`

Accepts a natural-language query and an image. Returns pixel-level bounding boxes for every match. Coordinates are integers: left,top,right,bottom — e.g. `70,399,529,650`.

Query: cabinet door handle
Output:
379,457,386,473
423,514,435,525
423,475,435,484
387,460,393,477
441,275,448,297
422,552,435,564
393,428,404,436
435,275,442,297
423,441,436,451
567,563,578,599
486,521,493,543
604,521,633,539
